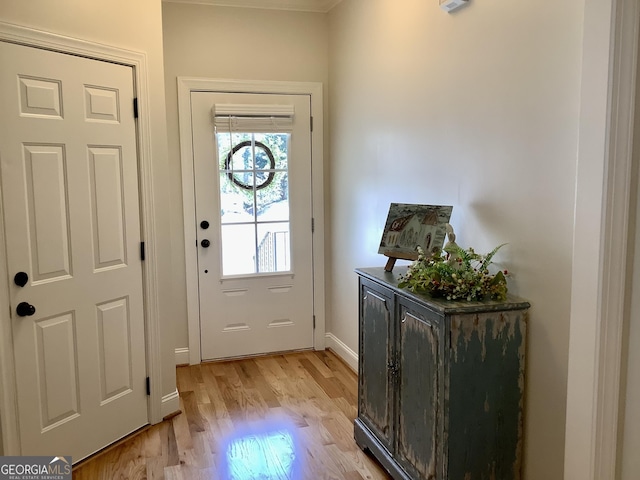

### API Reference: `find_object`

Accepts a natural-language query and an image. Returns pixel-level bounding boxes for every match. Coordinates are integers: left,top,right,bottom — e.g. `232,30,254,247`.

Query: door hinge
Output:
140,241,145,261
311,218,315,233
313,315,316,329
146,376,151,396
133,98,139,119
310,116,314,132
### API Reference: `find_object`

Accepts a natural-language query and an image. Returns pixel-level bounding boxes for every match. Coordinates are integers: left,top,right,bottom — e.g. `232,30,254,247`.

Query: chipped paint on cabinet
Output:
447,312,526,480
354,267,529,480
397,303,441,480
358,279,395,452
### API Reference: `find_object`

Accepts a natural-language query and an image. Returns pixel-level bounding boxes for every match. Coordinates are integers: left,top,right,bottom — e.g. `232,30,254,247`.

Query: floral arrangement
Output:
398,243,509,301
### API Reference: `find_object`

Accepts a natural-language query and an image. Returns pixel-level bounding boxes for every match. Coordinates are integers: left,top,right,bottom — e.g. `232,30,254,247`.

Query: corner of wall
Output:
325,332,358,372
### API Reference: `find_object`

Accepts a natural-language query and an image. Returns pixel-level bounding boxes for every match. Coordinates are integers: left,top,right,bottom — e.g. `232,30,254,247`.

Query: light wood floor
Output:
73,350,391,479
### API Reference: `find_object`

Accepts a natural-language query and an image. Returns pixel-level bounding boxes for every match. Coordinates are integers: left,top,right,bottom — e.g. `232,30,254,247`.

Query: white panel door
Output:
0,41,147,461
191,92,314,360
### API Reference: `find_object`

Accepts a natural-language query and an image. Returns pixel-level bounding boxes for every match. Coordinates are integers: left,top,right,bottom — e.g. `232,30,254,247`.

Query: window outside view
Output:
217,132,291,276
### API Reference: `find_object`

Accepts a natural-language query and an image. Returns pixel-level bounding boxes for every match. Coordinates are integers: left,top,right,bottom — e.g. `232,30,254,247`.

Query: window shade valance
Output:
212,104,295,132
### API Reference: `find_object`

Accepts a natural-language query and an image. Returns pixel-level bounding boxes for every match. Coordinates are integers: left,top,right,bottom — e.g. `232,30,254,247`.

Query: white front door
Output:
191,92,314,360
0,41,148,461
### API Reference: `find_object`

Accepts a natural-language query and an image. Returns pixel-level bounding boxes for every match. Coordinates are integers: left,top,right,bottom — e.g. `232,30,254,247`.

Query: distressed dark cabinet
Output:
355,267,529,480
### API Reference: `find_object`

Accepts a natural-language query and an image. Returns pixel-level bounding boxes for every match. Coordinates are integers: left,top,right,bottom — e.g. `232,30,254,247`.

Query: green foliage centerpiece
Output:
398,238,509,302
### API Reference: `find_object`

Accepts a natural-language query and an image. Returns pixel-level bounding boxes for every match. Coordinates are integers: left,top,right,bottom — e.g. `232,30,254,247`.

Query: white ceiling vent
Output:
440,0,468,13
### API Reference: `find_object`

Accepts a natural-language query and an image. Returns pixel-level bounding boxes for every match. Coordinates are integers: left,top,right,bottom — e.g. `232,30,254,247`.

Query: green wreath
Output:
224,140,275,191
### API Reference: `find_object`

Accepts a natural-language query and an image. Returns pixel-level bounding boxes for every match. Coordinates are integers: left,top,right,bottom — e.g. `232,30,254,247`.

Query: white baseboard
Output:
175,347,189,366
176,339,356,370
325,332,358,372
160,389,180,419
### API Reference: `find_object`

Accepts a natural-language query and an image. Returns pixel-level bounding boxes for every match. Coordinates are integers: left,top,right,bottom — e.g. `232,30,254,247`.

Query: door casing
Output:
562,0,640,478
0,22,167,454
177,77,326,365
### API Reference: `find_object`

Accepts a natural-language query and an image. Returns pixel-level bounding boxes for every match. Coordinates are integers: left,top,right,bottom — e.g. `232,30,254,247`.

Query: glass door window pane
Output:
257,222,290,273
221,224,256,276
217,132,291,276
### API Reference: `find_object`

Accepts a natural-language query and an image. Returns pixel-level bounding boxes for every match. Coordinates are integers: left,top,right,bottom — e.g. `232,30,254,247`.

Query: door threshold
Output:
199,347,315,364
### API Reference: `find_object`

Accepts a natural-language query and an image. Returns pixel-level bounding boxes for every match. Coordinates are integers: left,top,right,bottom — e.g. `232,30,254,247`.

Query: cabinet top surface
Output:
356,266,530,314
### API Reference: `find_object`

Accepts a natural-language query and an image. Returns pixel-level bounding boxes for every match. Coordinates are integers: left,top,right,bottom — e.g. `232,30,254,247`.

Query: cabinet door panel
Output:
397,302,440,480
359,279,394,451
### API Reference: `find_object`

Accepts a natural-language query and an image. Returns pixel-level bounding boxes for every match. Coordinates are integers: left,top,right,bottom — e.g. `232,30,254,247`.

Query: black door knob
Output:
201,239,211,248
14,272,29,287
200,221,210,230
16,302,36,317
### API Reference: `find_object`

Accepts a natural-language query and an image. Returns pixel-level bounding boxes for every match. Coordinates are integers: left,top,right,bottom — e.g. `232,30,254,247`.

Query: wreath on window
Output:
224,140,275,191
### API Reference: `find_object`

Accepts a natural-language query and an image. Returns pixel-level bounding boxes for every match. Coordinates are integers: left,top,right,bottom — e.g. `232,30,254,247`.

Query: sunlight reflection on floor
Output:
218,419,300,480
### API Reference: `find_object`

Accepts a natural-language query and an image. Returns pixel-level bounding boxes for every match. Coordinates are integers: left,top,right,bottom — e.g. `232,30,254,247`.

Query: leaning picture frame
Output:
378,203,453,271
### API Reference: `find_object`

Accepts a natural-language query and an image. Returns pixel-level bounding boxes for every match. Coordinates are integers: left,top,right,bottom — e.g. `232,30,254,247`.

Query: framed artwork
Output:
378,203,453,263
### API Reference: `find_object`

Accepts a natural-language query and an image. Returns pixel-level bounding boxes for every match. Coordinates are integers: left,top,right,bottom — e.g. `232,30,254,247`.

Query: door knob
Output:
14,272,29,287
201,239,211,248
16,302,36,317
200,221,210,229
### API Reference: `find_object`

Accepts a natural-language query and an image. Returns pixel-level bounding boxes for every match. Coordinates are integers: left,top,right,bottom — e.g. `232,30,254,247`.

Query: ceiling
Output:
162,0,343,13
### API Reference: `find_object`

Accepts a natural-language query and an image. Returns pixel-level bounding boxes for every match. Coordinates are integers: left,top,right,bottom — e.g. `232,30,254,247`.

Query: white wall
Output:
0,0,177,399
162,2,329,351
620,176,640,479
328,0,583,478
618,32,640,479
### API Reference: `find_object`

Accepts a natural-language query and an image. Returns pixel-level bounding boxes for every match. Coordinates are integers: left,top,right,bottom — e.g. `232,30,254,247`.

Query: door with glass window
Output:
191,92,314,360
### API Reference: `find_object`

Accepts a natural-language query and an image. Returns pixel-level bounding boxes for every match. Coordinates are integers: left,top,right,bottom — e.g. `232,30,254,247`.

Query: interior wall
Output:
618,29,640,479
0,0,177,398
162,2,329,351
620,134,640,480
328,0,584,478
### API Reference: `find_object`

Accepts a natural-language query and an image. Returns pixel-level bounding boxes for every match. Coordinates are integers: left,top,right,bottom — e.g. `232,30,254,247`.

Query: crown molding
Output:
162,0,342,13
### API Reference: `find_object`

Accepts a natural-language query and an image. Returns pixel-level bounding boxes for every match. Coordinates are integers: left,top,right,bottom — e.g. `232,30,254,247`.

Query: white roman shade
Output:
212,103,295,132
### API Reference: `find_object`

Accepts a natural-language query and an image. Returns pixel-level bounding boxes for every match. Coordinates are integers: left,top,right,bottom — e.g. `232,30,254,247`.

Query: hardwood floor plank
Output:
279,354,308,381
141,426,163,459
200,363,231,418
191,364,204,384
182,390,206,434
253,360,291,405
331,396,358,424
173,396,195,452
299,358,343,399
215,373,245,422
73,350,391,480
146,456,167,480
343,471,366,480
195,381,211,406
259,355,290,381
163,412,183,467
176,365,196,393
234,359,258,388
302,350,335,378
241,359,282,408
297,426,346,478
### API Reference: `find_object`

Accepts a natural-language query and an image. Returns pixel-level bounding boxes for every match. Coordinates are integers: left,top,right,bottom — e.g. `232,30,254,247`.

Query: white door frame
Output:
0,22,164,454
564,0,640,478
177,77,325,365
